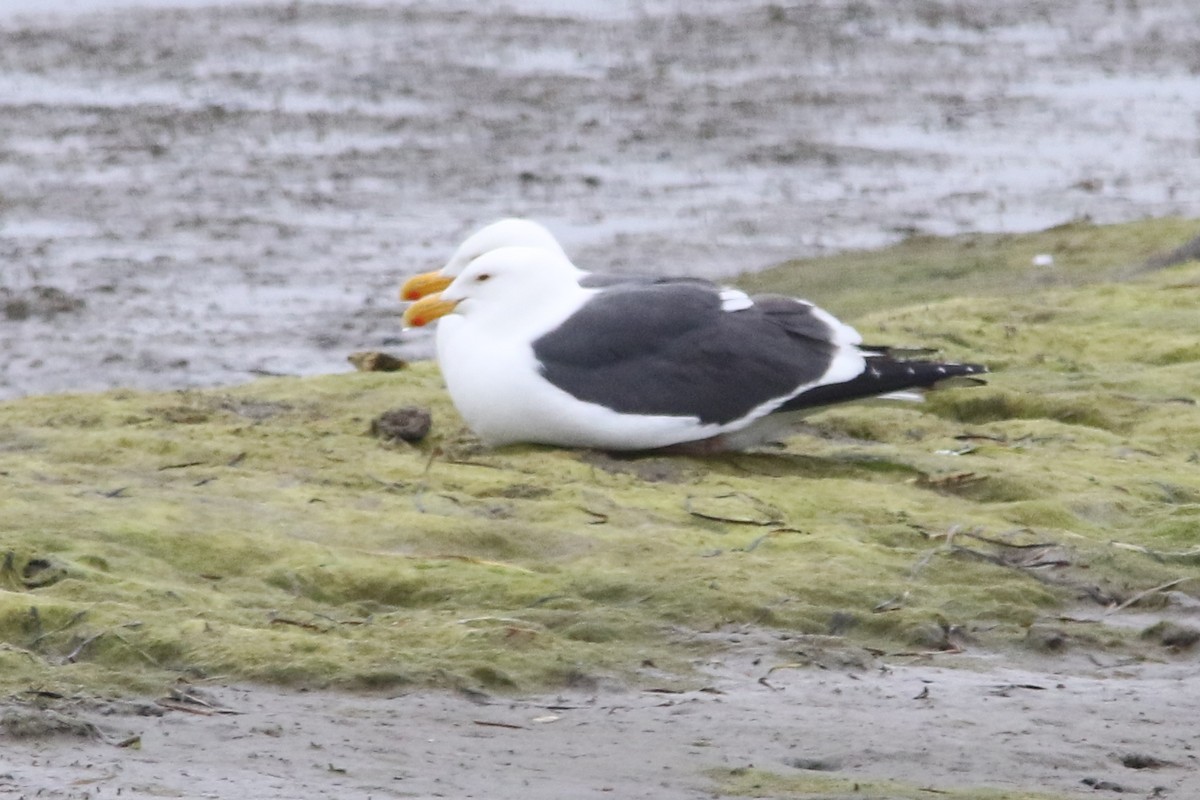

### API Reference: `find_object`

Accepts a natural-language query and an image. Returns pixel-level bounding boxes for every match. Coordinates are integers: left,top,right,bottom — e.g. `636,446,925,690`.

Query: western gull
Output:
403,246,987,452
400,218,566,301
400,217,715,302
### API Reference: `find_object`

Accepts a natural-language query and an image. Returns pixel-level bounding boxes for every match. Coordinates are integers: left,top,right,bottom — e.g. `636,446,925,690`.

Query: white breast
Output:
435,314,727,450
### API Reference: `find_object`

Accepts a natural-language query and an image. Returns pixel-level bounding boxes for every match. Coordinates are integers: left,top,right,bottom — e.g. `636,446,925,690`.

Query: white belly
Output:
435,316,723,450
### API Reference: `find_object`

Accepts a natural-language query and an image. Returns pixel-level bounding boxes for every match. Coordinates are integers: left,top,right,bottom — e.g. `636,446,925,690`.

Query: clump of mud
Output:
1,286,84,320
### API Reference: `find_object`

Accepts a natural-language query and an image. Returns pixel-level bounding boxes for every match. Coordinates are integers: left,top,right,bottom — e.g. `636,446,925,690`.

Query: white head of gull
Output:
404,245,988,453
400,218,566,301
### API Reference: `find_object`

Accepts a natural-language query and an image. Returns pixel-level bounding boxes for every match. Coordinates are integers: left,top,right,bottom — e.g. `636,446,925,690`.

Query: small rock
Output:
2,286,85,320
1,708,101,740
1140,621,1200,650
1081,777,1129,792
827,611,858,636
785,756,840,771
1025,624,1069,653
370,407,431,443
347,351,407,372
1121,753,1173,770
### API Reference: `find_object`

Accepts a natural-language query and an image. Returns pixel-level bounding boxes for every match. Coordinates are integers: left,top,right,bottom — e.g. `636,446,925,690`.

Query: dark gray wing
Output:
751,293,848,342
532,283,841,425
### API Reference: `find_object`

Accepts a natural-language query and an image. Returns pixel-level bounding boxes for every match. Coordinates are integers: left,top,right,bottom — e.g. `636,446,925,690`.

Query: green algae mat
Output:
3,219,1199,696
711,767,1075,800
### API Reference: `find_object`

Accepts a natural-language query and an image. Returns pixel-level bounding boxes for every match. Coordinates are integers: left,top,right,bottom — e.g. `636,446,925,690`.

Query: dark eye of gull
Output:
476,273,491,282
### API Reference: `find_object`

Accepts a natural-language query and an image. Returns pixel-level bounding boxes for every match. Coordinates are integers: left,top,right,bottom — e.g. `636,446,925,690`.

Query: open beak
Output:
399,270,454,302
403,292,461,328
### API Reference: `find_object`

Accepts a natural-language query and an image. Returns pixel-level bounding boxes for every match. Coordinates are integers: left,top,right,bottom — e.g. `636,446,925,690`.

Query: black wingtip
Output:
779,358,989,414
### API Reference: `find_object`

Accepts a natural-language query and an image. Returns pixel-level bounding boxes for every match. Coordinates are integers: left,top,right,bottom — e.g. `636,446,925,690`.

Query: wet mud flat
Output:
2,0,1199,399
4,649,1200,799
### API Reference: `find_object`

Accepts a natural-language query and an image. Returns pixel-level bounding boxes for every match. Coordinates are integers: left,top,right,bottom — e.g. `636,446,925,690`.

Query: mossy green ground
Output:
2,218,1199,697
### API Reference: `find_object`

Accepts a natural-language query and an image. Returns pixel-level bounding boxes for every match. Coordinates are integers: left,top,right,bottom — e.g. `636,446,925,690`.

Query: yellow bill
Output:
399,270,454,302
403,292,460,328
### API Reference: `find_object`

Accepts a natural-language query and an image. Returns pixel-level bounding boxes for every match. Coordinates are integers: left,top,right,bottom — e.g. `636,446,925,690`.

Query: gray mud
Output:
4,647,1200,799
2,0,1199,399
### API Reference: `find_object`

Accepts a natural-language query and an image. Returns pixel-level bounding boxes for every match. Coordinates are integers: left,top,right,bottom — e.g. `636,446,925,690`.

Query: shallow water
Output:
1,0,1198,399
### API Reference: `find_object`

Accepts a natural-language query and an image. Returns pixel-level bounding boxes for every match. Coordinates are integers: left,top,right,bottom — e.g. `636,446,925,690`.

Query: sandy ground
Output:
4,1,1200,797
2,0,1199,400
4,640,1200,799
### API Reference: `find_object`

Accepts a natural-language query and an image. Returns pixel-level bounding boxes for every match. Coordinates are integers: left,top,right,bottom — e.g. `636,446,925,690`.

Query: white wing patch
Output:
804,301,863,346
875,390,925,403
719,288,754,312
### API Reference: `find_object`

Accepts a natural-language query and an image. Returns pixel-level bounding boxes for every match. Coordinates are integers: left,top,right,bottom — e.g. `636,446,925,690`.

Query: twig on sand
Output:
958,529,1067,560
950,530,1077,574
735,528,808,553
473,719,525,730
63,632,105,664
157,460,206,471
949,542,1112,604
1106,577,1190,614
915,471,987,493
684,492,784,526
872,592,909,613
1111,541,1200,564
758,662,810,690
269,615,328,632
157,685,242,716
457,616,531,626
